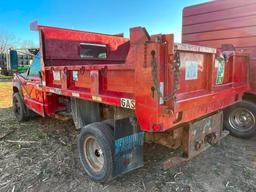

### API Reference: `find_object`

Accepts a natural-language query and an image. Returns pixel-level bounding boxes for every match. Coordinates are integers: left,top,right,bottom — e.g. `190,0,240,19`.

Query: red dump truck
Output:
183,0,256,139
12,22,248,182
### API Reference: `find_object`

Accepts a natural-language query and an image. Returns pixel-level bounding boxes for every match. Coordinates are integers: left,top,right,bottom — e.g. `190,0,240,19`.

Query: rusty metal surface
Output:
175,43,216,54
145,128,183,149
162,112,228,170
182,112,223,159
162,130,229,170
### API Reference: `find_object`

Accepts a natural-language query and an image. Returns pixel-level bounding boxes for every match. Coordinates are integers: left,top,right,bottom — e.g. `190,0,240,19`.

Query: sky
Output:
0,0,209,47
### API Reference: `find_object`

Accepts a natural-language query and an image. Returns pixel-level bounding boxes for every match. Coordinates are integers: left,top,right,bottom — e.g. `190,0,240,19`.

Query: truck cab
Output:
13,52,45,120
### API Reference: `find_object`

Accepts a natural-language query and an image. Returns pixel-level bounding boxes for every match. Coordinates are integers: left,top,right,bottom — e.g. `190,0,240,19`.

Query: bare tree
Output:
19,40,37,49
0,32,17,53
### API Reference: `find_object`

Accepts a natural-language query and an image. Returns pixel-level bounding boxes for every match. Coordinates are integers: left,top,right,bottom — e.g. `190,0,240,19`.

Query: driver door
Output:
22,53,45,116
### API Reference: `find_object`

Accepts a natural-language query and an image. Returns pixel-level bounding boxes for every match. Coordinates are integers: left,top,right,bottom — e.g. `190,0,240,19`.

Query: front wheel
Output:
78,122,114,183
13,93,29,122
224,101,256,139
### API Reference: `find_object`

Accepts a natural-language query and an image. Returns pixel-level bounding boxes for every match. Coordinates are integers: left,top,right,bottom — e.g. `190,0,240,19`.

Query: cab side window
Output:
28,53,41,77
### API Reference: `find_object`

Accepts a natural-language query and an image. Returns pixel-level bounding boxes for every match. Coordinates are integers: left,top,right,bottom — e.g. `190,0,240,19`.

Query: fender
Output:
13,73,27,100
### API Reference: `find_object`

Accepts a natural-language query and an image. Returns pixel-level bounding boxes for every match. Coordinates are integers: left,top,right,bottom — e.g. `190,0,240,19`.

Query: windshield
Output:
28,53,41,77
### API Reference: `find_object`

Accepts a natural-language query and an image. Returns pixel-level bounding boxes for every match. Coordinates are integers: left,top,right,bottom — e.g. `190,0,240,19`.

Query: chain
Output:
171,51,180,101
143,42,147,68
150,51,180,102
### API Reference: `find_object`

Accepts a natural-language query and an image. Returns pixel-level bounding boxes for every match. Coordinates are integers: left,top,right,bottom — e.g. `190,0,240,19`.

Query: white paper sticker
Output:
215,57,225,85
53,71,60,81
72,71,78,81
72,92,80,97
49,88,61,95
159,82,164,105
185,61,198,80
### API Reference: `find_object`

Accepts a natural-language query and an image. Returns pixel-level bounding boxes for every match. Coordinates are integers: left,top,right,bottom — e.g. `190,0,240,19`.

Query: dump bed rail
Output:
34,24,249,132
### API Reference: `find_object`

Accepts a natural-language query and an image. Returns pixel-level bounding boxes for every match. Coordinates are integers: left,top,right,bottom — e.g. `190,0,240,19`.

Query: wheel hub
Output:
83,136,104,172
95,149,102,157
229,108,256,132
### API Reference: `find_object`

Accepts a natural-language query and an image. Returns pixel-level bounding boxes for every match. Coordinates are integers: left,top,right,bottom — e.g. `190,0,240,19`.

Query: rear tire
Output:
78,122,114,183
12,93,29,122
224,101,256,138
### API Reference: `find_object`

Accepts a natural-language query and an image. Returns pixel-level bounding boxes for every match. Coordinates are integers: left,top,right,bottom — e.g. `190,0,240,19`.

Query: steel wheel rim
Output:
83,136,104,172
228,107,256,132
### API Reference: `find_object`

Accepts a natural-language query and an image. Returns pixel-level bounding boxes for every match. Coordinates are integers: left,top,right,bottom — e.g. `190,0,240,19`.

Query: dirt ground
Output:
0,81,256,192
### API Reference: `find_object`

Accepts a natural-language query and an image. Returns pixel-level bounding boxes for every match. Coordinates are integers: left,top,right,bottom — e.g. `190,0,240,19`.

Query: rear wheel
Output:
78,122,114,183
224,101,256,138
13,93,29,122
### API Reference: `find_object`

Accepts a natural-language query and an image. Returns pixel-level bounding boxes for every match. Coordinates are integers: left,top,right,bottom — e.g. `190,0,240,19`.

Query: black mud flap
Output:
113,117,144,177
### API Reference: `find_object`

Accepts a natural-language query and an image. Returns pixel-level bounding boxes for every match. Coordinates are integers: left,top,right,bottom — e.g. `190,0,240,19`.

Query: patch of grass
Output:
0,74,13,79
0,82,13,108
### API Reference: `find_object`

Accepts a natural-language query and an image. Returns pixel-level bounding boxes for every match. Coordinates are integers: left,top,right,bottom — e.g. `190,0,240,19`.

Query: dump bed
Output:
182,0,256,94
35,24,248,132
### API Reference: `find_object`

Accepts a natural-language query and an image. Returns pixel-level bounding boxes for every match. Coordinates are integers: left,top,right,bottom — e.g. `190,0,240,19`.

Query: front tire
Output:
12,93,29,122
78,122,114,183
224,101,256,138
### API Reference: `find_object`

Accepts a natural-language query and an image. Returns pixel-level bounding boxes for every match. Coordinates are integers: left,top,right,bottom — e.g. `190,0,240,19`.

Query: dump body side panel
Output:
32,25,248,132
182,0,256,94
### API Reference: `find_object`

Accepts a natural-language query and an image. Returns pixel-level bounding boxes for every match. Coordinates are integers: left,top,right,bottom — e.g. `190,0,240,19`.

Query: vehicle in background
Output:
0,48,38,75
182,0,256,138
12,23,249,182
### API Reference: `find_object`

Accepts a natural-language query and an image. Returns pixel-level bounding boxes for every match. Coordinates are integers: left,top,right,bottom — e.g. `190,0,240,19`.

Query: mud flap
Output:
113,117,144,177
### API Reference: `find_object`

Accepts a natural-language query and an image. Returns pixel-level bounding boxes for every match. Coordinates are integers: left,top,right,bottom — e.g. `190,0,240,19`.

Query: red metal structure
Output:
183,0,256,138
12,23,248,182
